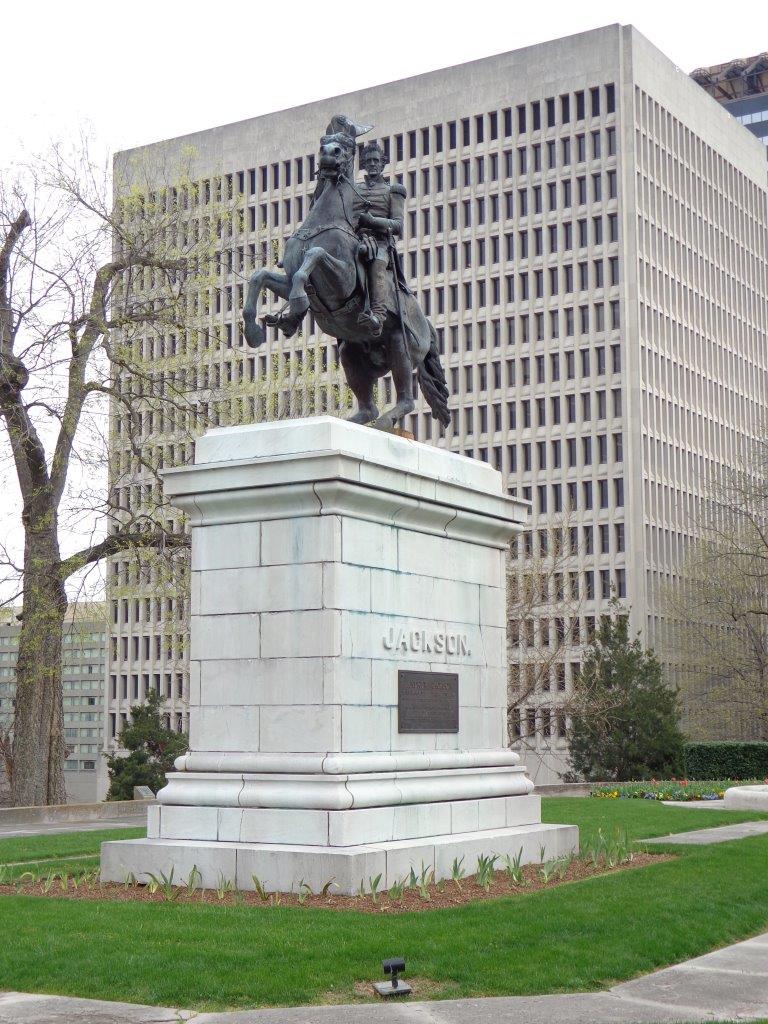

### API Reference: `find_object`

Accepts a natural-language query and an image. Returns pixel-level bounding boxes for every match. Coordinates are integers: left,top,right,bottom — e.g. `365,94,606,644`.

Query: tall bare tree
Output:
667,437,768,740
0,143,213,805
507,515,586,767
1,141,354,806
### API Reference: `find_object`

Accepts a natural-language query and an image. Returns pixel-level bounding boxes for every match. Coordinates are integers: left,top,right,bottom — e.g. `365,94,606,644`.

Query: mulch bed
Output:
0,852,671,913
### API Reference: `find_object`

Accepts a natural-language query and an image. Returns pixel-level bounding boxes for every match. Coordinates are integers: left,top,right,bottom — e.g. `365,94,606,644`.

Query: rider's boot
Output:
357,260,387,337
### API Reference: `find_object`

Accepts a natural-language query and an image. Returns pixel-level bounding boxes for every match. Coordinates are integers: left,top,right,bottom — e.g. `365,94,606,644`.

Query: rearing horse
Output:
242,119,450,430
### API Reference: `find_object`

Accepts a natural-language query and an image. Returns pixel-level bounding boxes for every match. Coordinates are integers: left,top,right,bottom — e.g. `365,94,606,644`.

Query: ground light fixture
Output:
373,957,412,998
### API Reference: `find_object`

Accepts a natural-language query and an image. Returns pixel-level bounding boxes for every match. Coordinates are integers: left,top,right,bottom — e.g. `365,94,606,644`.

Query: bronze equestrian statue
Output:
242,115,450,431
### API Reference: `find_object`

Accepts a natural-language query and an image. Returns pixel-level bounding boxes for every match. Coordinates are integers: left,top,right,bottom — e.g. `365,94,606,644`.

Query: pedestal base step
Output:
149,794,541,846
101,822,578,895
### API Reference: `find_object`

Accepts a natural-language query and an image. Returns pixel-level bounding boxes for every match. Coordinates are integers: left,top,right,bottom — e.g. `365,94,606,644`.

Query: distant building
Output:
692,54,768,149
106,24,768,783
0,605,107,804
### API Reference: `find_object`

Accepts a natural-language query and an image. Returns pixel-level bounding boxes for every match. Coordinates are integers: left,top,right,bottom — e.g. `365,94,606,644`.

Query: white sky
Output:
1,0,766,601
1,0,767,165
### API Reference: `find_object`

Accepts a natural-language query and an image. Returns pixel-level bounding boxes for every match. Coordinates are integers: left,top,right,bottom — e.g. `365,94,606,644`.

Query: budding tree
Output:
0,143,213,805
667,437,768,739
1,140,354,806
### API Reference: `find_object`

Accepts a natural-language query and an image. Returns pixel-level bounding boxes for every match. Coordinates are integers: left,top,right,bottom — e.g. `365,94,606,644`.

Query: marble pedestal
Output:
101,417,577,891
724,784,768,811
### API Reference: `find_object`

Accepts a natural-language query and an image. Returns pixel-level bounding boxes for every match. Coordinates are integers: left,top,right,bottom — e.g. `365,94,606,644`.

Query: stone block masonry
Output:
101,417,577,891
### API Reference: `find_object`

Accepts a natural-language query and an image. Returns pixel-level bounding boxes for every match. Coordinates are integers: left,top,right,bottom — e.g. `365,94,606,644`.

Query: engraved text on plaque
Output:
398,670,459,733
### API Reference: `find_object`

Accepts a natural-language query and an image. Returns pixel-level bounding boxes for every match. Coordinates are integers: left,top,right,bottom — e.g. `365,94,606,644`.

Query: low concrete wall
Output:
536,782,592,797
0,799,153,826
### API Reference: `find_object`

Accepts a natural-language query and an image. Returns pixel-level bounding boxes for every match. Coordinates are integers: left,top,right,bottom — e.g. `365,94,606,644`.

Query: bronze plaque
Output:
398,670,459,733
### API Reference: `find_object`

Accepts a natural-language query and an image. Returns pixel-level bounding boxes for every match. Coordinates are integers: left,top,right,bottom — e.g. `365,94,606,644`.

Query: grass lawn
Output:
540,795,768,844
0,800,767,1011
0,827,145,866
0,828,145,881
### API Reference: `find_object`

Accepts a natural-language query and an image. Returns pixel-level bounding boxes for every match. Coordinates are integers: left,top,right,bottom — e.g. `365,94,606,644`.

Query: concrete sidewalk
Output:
643,820,768,845
3,932,768,1023
0,817,145,839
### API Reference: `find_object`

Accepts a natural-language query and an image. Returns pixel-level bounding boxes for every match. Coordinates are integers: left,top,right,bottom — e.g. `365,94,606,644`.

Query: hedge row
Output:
683,742,768,780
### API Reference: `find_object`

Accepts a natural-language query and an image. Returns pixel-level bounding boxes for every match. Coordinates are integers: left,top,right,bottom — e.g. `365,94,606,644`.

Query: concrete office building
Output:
104,24,768,786
692,54,768,149
0,605,107,804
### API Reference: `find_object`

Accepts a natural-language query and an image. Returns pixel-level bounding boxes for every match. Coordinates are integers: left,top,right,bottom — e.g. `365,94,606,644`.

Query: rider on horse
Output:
242,114,451,430
354,141,406,338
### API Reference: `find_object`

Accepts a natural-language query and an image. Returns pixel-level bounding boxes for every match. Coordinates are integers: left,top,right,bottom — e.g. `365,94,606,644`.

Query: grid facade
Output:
0,606,106,803
102,24,768,789
633,86,768,738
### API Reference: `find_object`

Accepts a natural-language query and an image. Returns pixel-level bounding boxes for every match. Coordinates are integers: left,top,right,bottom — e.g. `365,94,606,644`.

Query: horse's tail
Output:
417,322,451,428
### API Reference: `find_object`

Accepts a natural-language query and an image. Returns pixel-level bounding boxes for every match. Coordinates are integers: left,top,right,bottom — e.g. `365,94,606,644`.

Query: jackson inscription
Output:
383,627,470,656
398,670,459,734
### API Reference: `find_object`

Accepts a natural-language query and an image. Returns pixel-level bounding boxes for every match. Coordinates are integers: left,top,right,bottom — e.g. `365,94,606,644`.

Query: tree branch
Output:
58,527,190,581
49,254,188,508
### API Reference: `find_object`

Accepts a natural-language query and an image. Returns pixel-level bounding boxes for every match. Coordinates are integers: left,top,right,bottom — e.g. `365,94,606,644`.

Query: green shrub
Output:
568,612,684,781
683,742,768,780
106,691,188,800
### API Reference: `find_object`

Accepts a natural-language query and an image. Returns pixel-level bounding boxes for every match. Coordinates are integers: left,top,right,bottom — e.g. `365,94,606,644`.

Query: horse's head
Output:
317,115,373,181
318,133,355,181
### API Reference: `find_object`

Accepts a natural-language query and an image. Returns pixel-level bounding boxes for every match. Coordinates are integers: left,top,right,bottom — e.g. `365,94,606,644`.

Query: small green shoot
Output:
450,855,466,890
251,875,270,903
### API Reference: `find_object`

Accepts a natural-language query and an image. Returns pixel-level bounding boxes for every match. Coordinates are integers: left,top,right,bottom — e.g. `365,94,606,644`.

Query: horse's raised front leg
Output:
375,328,415,430
289,246,349,320
242,269,291,347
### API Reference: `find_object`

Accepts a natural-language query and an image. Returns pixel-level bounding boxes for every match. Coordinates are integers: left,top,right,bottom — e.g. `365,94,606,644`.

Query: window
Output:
583,436,592,465
599,479,609,509
567,437,577,466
